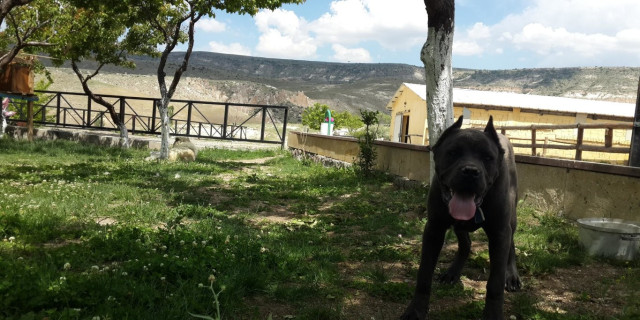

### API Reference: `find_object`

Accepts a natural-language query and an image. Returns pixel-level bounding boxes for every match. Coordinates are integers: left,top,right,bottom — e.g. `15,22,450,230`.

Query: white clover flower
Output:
63,262,71,270
121,272,128,276
179,240,185,245
163,254,168,258
201,240,207,246
59,276,66,282
8,236,15,242
161,245,167,251
91,265,99,271
192,241,197,247
198,283,204,288
208,274,216,283
160,276,166,281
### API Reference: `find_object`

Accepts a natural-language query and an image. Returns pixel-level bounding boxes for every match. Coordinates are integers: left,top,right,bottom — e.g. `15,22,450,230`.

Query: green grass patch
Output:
0,138,638,319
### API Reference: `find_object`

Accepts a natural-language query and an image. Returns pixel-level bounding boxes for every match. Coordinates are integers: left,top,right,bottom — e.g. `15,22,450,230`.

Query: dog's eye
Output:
448,150,458,157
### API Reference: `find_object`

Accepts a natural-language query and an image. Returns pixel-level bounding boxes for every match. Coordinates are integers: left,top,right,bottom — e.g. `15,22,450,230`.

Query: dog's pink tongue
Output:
449,193,476,221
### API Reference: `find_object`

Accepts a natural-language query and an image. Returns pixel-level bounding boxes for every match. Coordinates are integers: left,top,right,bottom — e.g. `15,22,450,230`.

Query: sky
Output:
189,0,640,70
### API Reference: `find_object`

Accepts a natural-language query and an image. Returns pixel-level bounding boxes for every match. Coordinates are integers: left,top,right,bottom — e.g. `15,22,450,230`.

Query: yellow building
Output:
387,83,635,163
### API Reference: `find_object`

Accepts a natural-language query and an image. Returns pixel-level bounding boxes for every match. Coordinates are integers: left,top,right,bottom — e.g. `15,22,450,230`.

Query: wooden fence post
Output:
605,128,613,148
27,100,33,142
531,128,537,156
630,75,640,167
576,126,584,161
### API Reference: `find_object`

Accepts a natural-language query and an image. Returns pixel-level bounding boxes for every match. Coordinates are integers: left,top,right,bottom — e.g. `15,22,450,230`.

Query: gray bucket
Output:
577,218,640,261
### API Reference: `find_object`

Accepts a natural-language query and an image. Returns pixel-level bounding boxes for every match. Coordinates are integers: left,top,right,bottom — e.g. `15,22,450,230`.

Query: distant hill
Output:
41,52,639,121
452,67,639,103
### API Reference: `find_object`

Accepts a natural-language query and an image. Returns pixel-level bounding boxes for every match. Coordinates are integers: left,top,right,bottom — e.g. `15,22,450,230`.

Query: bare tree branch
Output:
71,60,121,127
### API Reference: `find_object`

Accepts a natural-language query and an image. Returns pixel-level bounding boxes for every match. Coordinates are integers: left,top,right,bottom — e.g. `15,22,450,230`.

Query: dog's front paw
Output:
505,273,521,292
400,299,428,320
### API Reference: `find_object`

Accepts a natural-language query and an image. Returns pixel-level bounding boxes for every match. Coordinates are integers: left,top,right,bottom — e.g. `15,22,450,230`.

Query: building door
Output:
402,115,410,143
393,114,402,142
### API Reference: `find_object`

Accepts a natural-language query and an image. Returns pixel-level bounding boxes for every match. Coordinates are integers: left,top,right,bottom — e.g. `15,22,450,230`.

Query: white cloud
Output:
254,9,317,59
454,0,640,66
332,44,372,63
255,8,304,35
512,24,615,56
251,0,428,61
196,18,226,33
310,0,428,48
454,23,490,56
454,41,484,56
256,30,318,59
467,23,490,39
207,41,252,56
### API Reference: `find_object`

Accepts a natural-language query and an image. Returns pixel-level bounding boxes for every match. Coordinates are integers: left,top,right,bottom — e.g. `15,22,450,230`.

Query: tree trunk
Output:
156,6,202,159
158,96,171,159
71,61,130,148
630,75,640,167
117,122,130,148
422,0,455,182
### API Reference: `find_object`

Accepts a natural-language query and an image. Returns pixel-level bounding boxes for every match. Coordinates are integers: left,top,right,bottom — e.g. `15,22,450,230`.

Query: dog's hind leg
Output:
438,227,471,284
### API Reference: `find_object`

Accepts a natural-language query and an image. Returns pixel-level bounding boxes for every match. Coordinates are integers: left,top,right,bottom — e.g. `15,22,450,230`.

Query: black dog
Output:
401,116,521,320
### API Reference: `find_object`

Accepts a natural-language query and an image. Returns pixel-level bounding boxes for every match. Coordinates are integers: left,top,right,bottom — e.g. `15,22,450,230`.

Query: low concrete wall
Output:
4,126,156,149
288,131,640,222
288,131,430,182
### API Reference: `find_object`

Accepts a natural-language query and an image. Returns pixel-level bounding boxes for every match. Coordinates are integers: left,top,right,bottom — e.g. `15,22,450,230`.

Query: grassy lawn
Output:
0,139,638,320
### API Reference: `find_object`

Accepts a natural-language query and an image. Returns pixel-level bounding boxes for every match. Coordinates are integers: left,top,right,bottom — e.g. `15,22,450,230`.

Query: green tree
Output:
0,0,60,73
138,0,305,159
301,103,329,130
49,0,158,148
333,111,363,135
355,110,379,177
302,103,364,134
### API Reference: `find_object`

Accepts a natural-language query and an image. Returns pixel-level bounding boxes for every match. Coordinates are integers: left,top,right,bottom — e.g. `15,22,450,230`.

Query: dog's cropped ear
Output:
484,116,504,154
432,116,463,150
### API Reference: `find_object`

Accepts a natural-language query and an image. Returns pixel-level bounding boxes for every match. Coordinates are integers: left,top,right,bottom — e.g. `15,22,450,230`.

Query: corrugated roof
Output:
400,83,635,118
